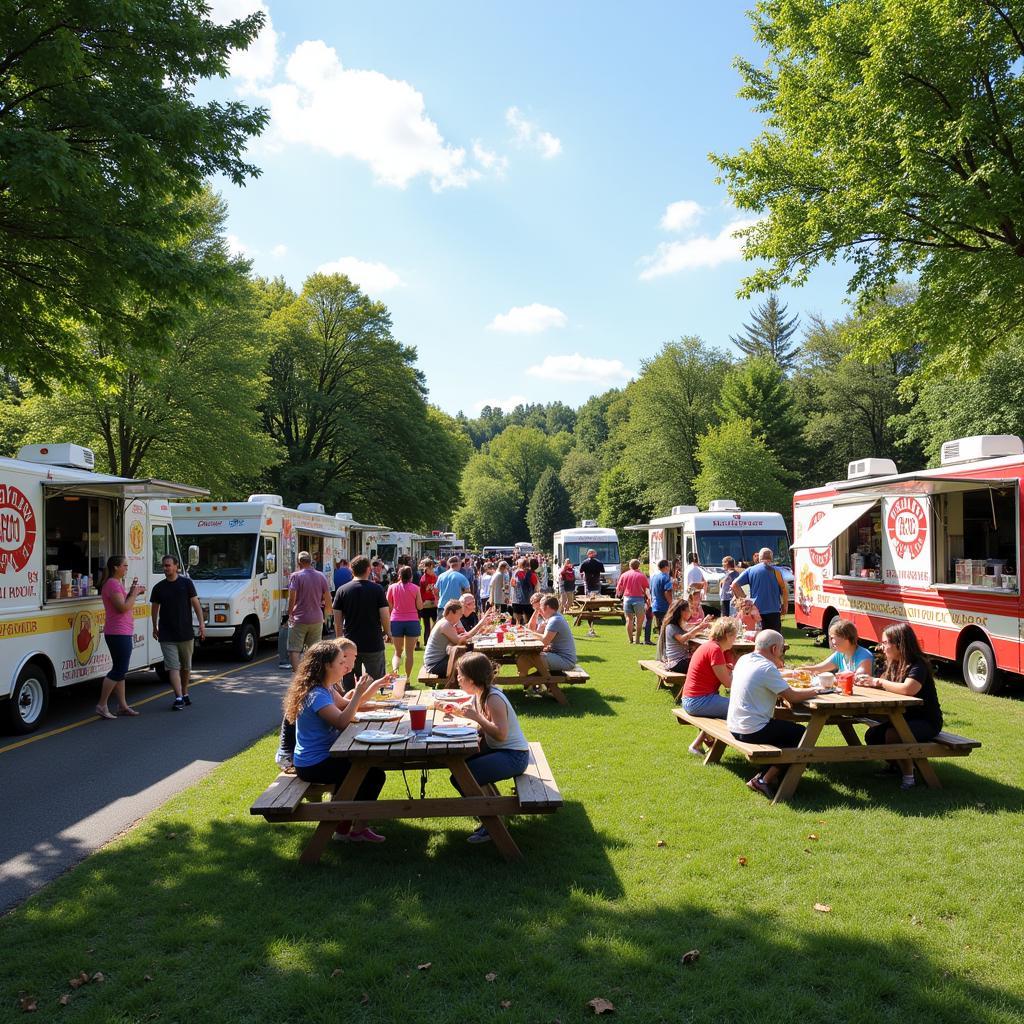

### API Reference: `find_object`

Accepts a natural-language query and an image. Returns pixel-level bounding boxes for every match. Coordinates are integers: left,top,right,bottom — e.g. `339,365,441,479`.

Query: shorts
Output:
681,693,730,717
542,651,576,673
160,640,194,672
760,612,783,632
425,655,450,677
511,603,532,616
390,619,421,638
287,620,323,653
732,718,804,747
104,633,133,681
356,650,386,680
623,597,646,616
560,580,576,592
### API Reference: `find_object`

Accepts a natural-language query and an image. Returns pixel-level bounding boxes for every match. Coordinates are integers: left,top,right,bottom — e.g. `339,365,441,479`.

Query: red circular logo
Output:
887,497,927,559
807,510,831,568
0,484,37,574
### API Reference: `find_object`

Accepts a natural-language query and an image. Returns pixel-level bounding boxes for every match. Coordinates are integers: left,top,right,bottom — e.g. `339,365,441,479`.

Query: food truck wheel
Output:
154,662,170,685
6,663,50,734
232,622,259,662
961,640,1002,695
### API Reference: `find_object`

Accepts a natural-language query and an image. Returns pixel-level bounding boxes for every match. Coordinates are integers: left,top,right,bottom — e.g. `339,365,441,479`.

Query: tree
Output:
575,389,622,452
559,448,604,520
693,420,791,520
0,1,268,385
527,468,574,549
729,295,800,370
487,426,561,518
713,0,1024,365
596,464,655,562
453,475,521,550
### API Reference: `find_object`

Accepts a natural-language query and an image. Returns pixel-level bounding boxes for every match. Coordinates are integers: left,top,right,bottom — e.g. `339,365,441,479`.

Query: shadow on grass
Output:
505,686,625,719
3,806,1020,1024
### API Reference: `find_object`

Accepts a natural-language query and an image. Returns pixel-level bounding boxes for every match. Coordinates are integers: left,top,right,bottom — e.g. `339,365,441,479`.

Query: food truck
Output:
792,435,1024,694
552,521,622,593
171,497,349,662
627,501,794,611
0,443,205,733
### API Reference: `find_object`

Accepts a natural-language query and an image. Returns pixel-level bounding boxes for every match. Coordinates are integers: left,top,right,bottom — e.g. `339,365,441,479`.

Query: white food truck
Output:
171,496,349,661
0,443,206,734
627,501,794,611
552,521,622,593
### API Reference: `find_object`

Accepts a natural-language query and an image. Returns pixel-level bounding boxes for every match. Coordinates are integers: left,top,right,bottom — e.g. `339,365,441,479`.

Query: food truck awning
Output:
791,499,879,550
623,523,653,532
829,473,1016,498
42,473,208,500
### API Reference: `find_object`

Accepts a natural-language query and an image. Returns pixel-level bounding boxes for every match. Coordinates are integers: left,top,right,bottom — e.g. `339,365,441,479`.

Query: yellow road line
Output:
0,654,280,756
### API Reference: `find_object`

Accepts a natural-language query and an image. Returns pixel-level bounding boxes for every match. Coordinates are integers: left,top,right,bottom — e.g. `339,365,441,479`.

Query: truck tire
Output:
154,662,170,685
5,663,50,734
961,640,1003,695
233,622,259,662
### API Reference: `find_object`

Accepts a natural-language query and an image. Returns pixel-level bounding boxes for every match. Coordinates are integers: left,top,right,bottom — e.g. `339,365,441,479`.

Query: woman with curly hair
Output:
283,638,390,843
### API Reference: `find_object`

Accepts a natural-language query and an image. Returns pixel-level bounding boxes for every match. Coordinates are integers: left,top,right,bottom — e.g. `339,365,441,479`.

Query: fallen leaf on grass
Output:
330,969,343,978
680,949,700,965
656,839,667,848
500,1000,512,1009
19,996,37,1012
586,997,615,1014
910,915,923,927
813,903,832,913
485,972,498,982
68,972,89,989
737,856,748,867
166,833,177,840
92,973,105,984
58,995,70,1006
807,834,819,841
360,993,369,1005
417,962,432,971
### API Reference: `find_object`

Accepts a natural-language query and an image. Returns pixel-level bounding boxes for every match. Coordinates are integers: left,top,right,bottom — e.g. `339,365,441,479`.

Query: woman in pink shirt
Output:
96,555,143,719
387,565,423,676
615,558,651,645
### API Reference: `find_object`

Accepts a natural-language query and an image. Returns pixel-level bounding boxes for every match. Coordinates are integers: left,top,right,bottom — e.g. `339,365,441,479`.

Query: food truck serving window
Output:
933,485,1018,589
833,504,883,580
45,494,117,599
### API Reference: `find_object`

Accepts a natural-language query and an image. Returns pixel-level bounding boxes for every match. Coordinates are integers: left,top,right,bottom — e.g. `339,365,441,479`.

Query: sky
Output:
205,1,853,417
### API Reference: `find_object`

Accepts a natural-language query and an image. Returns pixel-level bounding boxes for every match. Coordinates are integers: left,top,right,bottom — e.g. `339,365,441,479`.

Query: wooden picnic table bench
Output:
673,684,980,804
570,595,625,627
251,692,562,863
638,658,686,696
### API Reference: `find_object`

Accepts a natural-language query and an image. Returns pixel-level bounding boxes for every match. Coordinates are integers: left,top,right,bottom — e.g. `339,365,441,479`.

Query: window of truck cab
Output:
932,485,1018,589
44,492,118,601
176,532,257,579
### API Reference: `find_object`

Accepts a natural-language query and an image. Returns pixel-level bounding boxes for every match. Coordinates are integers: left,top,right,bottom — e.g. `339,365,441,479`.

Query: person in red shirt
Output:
681,617,739,756
418,559,439,634
558,558,577,613
615,558,651,645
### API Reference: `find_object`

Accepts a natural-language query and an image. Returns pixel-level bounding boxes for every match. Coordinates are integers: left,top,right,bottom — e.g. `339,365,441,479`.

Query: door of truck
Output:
256,533,280,637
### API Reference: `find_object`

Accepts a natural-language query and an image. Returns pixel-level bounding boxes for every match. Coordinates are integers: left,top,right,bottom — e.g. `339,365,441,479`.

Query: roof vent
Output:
297,502,326,514
18,443,95,471
580,519,598,528
670,505,699,516
940,434,1023,466
707,499,739,512
336,512,353,520
247,494,284,505
847,458,898,480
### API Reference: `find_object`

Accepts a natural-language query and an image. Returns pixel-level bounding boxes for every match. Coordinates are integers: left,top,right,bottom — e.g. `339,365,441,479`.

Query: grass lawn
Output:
2,619,1024,1023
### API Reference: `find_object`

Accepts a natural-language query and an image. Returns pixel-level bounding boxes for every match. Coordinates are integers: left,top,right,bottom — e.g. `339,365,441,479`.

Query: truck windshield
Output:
178,533,257,579
696,531,790,567
564,542,620,564
376,543,397,565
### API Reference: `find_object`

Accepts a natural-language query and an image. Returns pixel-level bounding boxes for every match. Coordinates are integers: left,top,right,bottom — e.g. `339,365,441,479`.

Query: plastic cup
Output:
837,671,854,696
409,705,427,732
393,675,407,700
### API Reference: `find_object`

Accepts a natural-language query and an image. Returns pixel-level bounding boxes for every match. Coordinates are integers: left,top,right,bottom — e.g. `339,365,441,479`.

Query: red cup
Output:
837,671,854,696
409,705,427,732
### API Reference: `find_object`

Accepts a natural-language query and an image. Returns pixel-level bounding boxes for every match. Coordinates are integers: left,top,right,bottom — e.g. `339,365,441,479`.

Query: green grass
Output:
3,621,1024,1023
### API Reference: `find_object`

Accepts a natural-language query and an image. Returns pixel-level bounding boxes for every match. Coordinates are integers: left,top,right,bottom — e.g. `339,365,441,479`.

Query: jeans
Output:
451,744,530,792
296,757,386,800
681,693,730,717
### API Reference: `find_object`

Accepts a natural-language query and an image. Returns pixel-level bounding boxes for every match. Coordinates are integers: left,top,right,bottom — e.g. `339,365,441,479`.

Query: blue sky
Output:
206,1,851,416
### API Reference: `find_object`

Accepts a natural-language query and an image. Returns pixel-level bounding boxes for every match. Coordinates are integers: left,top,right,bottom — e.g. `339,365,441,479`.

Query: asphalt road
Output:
0,643,291,915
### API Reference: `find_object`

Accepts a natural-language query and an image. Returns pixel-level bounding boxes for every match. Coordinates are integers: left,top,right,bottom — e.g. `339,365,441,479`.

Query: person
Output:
369,559,384,584
423,599,495,679
737,598,762,633
579,549,604,596
333,555,390,679
649,558,674,633
726,630,818,798
558,558,576,612
515,595,578,678
287,551,333,671
436,555,470,607
525,591,546,634
478,564,493,611
448,652,531,844
615,558,651,644
150,554,204,711
731,547,788,632
859,622,944,790
490,560,511,614
681,617,739,755
95,555,143,719
333,557,354,591
459,592,480,632
805,618,875,677
657,594,711,674
720,556,739,617
510,557,538,625
418,559,439,635
684,552,707,600
285,638,390,843
387,565,422,677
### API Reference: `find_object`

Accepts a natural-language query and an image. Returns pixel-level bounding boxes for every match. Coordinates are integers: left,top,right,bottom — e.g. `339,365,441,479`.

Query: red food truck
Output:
792,435,1023,694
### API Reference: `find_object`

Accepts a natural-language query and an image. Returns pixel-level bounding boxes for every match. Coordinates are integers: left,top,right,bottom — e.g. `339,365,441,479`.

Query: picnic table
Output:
686,631,757,657
250,690,562,862
470,631,589,705
674,683,980,804
570,594,624,627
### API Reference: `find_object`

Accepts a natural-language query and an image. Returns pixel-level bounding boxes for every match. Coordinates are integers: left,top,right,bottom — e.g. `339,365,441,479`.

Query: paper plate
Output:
355,710,402,722
430,725,477,739
431,689,470,701
353,730,407,744
424,732,478,743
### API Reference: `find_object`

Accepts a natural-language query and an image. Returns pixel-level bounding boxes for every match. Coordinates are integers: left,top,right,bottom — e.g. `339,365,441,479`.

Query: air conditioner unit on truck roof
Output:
940,435,1023,466
847,458,898,480
18,444,95,471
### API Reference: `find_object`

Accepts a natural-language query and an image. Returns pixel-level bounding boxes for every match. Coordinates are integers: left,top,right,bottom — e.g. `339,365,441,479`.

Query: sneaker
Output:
467,826,492,844
172,697,185,711
899,777,916,791
182,694,192,707
275,752,294,773
746,774,776,799
347,827,385,843
687,742,706,757
278,662,291,669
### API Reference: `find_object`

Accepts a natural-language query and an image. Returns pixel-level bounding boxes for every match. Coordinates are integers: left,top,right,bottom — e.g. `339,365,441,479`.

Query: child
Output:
737,598,762,632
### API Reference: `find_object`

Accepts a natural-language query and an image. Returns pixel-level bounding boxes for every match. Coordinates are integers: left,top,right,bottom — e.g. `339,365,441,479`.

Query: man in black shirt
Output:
333,555,390,679
578,549,605,638
151,555,205,710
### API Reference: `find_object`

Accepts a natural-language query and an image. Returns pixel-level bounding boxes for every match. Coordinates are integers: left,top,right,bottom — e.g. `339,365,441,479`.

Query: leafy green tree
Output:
453,476,521,550
693,419,791,520
596,464,655,561
575,389,622,452
527,467,574,549
559,448,604,520
729,295,800,370
713,0,1024,364
487,425,561,516
0,0,267,385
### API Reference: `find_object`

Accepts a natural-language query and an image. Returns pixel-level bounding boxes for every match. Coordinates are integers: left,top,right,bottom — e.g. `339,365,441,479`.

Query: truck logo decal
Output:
807,510,831,568
129,519,145,555
887,497,927,560
0,484,36,574
72,609,98,665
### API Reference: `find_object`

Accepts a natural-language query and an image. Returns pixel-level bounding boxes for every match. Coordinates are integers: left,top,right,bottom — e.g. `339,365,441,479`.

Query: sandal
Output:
118,707,140,717
95,706,117,721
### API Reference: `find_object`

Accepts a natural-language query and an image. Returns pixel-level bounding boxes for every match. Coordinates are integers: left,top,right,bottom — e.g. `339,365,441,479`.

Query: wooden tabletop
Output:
796,683,922,713
572,595,618,608
472,631,544,652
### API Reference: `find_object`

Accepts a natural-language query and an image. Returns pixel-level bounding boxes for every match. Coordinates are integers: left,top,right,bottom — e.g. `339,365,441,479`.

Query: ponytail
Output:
98,555,126,594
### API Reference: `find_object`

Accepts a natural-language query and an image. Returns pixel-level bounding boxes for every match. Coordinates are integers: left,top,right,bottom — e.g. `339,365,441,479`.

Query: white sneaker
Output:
275,752,293,773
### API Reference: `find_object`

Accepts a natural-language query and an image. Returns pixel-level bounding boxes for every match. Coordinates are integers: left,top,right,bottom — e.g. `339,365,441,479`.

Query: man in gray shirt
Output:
516,595,577,675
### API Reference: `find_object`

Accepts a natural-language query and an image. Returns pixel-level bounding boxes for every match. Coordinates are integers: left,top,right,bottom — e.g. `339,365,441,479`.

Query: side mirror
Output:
265,554,276,574
187,544,199,567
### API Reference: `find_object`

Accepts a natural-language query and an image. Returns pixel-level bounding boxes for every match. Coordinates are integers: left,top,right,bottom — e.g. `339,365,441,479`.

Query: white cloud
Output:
208,0,278,86
226,233,250,258
487,303,568,334
471,395,528,414
316,256,403,294
660,199,704,232
506,106,562,159
472,141,508,176
271,243,288,258
639,217,759,279
525,354,631,384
